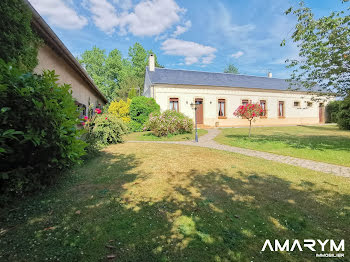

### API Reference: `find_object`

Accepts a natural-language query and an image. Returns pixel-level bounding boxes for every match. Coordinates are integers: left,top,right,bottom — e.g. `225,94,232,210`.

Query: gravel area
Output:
128,129,350,178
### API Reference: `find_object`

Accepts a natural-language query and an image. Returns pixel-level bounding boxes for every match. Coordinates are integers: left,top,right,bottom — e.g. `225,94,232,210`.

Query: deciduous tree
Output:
282,1,350,96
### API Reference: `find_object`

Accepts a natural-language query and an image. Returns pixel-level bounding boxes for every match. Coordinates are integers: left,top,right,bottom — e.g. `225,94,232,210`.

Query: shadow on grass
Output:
1,152,349,261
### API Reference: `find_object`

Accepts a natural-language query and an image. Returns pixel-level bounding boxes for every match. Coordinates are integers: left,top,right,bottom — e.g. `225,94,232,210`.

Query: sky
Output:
28,0,348,79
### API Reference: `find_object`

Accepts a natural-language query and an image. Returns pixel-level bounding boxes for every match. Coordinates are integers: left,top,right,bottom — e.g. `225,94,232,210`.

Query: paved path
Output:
128,129,350,178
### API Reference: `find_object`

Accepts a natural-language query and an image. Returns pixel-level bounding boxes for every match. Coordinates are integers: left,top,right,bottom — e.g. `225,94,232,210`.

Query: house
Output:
144,55,333,127
25,0,108,116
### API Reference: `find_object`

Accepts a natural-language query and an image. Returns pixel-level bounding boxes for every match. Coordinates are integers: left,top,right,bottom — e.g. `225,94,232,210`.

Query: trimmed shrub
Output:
337,96,350,130
0,0,42,72
0,61,86,197
127,120,143,132
85,113,128,146
129,96,160,131
108,98,131,123
326,101,341,123
144,110,193,137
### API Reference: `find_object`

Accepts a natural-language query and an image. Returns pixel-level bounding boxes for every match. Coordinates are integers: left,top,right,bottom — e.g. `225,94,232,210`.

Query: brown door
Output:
319,103,325,123
195,98,203,124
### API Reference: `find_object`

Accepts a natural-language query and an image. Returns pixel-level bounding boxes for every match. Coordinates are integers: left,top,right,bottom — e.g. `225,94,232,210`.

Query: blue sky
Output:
29,0,347,78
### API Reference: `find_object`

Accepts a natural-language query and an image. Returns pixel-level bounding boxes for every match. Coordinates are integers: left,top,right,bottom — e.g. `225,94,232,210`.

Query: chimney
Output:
267,72,272,78
149,54,155,72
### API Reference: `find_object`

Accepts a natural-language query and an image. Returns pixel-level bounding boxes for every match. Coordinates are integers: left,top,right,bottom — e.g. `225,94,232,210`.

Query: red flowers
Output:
84,116,88,120
234,103,263,121
95,108,102,114
105,117,108,120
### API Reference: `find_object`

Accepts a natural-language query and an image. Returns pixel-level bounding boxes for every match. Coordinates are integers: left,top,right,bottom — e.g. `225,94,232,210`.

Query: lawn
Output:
215,125,350,167
1,143,349,261
124,129,208,141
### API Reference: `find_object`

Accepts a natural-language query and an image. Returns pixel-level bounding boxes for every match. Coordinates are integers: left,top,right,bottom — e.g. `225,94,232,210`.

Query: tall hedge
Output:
326,101,342,123
0,0,41,72
337,96,350,130
129,96,160,131
0,61,86,197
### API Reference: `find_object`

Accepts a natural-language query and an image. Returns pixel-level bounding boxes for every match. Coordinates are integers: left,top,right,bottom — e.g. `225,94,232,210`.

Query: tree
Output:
234,103,263,137
128,43,162,93
79,47,124,101
79,43,162,100
224,64,239,74
282,1,350,96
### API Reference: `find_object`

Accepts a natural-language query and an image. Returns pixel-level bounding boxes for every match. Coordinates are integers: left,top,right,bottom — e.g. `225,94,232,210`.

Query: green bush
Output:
0,0,42,72
144,110,193,137
326,101,341,123
337,96,350,130
85,113,128,146
127,120,143,132
0,61,86,197
129,96,160,131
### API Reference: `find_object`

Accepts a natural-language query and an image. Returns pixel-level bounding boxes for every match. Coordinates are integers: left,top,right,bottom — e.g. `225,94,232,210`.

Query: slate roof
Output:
146,67,304,92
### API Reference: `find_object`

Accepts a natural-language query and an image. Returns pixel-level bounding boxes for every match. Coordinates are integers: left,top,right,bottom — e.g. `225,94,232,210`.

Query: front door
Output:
195,98,203,124
319,103,325,123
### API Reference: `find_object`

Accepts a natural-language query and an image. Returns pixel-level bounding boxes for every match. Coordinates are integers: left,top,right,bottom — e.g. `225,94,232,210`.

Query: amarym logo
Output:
261,239,345,257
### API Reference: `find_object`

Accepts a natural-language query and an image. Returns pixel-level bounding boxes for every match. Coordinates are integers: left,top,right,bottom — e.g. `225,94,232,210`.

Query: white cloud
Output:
29,0,88,30
231,51,244,58
87,0,185,36
161,38,217,65
172,20,191,37
88,0,119,34
112,0,133,10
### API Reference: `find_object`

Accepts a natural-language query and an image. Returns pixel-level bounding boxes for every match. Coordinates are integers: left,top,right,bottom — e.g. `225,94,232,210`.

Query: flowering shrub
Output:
234,103,263,137
84,113,128,146
144,110,193,137
108,98,131,123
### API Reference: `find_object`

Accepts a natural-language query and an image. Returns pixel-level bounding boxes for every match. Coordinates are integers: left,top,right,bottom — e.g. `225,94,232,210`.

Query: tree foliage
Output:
0,0,42,72
282,1,350,95
79,42,162,101
224,64,239,74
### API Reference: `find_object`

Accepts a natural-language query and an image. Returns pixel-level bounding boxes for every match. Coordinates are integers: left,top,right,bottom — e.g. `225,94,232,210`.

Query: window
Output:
278,101,285,117
242,99,249,105
169,98,179,111
260,100,267,117
294,101,300,107
218,99,226,117
307,102,313,107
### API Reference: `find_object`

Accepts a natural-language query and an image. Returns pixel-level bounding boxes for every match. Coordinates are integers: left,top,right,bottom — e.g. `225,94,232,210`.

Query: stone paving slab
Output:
128,129,350,178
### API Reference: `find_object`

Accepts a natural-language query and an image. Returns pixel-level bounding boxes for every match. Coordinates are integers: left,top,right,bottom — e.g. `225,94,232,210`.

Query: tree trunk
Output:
249,120,252,137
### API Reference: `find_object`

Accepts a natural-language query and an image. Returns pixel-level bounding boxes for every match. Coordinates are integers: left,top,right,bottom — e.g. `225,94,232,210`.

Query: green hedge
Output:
338,96,350,130
0,0,42,72
129,96,160,131
0,61,86,197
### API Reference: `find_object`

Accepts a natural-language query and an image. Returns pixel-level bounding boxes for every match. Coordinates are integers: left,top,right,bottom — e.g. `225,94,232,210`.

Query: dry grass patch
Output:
1,143,349,261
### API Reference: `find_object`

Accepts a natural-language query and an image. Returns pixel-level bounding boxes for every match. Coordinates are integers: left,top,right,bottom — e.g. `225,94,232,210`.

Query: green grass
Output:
215,125,350,167
1,143,349,261
124,129,208,141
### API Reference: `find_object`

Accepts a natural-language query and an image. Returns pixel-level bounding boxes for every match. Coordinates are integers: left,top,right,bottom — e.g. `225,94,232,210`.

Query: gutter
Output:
23,0,108,104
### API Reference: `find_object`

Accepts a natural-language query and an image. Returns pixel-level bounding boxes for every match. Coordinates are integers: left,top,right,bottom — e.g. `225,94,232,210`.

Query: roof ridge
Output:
151,67,288,81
